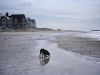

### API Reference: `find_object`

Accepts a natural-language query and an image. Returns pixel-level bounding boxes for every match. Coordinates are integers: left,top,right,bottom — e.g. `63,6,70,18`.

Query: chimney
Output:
6,12,8,16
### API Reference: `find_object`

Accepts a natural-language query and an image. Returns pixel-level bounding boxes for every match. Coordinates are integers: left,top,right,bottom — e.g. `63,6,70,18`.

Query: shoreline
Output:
0,31,100,75
0,31,100,62
52,34,100,61
0,28,89,32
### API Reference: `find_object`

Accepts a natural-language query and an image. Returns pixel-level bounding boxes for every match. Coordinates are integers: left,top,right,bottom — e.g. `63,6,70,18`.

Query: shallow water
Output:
35,40,100,75
0,32,100,75
80,31,100,40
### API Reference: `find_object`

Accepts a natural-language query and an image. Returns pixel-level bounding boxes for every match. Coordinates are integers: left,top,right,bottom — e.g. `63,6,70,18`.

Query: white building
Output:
0,12,36,29
0,16,13,29
26,18,36,28
31,19,36,28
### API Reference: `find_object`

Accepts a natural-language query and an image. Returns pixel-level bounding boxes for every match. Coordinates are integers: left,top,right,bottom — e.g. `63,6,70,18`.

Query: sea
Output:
79,31,100,40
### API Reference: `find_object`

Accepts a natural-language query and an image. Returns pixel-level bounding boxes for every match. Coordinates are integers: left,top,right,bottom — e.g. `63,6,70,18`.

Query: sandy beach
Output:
0,30,100,61
53,34,100,59
0,30,100,75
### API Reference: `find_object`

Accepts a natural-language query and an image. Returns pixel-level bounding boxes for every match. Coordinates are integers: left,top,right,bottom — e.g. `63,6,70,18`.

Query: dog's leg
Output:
48,55,50,58
44,54,46,58
42,53,43,58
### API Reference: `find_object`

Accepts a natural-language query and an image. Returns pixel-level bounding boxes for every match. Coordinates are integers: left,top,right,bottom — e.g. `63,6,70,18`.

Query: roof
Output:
11,14,26,18
31,19,35,21
11,14,26,21
1,16,10,19
31,19,35,22
8,16,13,19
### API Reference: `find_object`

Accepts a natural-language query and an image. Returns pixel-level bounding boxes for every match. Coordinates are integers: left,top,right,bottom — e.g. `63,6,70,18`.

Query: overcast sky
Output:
0,0,100,31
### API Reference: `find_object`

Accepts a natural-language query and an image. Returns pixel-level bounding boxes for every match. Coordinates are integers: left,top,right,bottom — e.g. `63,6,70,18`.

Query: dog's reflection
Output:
40,57,50,65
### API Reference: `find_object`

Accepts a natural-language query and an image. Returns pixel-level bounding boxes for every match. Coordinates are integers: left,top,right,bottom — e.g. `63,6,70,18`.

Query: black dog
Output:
39,48,50,58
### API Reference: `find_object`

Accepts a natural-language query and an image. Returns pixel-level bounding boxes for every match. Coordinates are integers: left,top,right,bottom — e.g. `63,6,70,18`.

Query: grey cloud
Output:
20,1,33,6
60,12,76,15
41,10,56,13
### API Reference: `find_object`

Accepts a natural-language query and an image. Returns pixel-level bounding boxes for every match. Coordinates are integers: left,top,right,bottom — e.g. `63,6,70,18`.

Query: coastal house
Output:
31,19,36,28
0,12,36,29
26,18,36,28
11,14,27,28
0,15,13,29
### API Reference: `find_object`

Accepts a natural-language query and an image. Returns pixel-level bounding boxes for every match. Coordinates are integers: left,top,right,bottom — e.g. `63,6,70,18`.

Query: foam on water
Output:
54,31,100,40
78,31,100,40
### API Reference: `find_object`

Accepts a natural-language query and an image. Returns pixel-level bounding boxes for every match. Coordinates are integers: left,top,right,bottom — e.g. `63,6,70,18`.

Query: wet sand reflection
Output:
40,57,50,65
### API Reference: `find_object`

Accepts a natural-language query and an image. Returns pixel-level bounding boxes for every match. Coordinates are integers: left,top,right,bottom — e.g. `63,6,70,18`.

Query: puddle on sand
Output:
39,58,50,66
35,39,100,75
0,33,100,75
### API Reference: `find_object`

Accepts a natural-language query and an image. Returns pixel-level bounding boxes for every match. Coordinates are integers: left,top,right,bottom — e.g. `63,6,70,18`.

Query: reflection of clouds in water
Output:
40,58,50,65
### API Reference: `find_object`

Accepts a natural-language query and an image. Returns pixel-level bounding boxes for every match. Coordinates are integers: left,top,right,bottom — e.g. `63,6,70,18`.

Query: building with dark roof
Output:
0,15,13,29
0,12,36,29
26,18,36,28
11,14,26,28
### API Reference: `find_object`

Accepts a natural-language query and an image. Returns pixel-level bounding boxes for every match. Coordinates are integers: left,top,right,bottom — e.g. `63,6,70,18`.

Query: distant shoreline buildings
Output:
0,12,36,29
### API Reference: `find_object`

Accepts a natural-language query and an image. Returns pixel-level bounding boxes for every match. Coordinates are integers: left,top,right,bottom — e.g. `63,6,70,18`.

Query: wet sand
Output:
0,31,100,60
53,34,100,59
0,31,100,75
